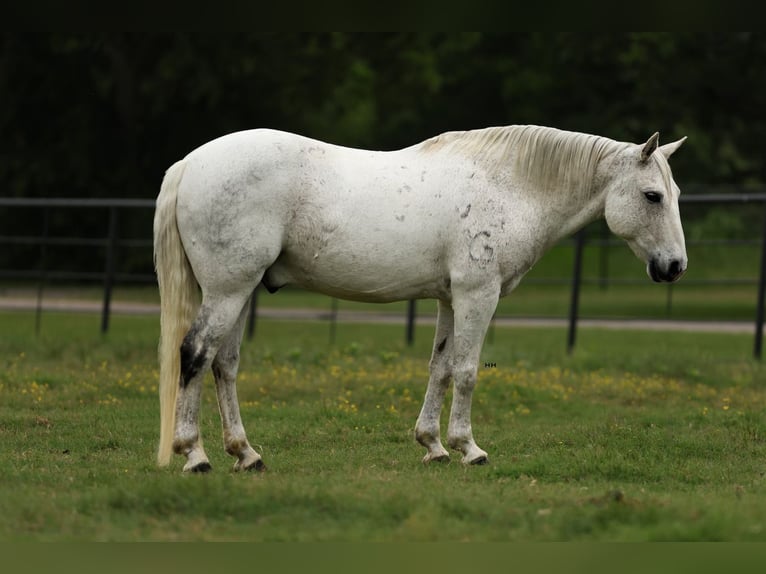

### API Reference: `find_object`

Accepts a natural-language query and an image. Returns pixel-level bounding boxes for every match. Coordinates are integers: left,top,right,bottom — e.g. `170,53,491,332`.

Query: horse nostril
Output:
668,259,684,279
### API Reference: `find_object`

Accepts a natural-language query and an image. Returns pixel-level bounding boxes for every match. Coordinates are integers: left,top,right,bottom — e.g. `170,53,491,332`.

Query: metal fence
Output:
0,198,155,333
2,193,766,358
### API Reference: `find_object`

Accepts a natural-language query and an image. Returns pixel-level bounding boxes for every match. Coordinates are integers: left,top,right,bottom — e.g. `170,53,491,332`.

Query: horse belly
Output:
266,220,449,303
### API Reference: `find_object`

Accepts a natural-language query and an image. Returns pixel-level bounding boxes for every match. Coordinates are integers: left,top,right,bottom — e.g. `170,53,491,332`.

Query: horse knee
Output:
452,363,478,394
428,359,452,383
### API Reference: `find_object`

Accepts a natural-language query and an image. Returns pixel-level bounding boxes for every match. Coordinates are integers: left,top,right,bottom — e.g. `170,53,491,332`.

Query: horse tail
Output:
153,159,199,467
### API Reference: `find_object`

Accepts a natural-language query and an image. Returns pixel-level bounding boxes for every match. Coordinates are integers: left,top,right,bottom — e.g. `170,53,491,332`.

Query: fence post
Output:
35,207,50,336
406,299,416,346
599,220,610,290
247,286,259,340
666,284,674,316
329,298,338,344
567,230,586,354
101,206,119,334
754,205,766,360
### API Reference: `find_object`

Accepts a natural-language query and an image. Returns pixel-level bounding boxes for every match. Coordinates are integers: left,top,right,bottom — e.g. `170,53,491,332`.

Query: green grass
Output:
1,310,766,541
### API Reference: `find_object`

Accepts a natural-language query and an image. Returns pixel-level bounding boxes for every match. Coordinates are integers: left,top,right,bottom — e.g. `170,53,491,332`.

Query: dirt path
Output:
0,295,756,334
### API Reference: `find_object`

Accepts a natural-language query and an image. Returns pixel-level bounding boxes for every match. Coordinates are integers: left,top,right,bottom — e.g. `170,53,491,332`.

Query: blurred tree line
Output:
2,32,765,200
1,33,764,279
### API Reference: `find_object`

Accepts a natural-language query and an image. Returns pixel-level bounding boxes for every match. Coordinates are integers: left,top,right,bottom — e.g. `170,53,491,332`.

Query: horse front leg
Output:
447,283,500,465
415,299,454,463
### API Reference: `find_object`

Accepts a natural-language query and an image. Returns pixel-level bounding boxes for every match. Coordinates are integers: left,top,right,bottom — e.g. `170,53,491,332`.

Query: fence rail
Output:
0,198,155,334
1,194,766,358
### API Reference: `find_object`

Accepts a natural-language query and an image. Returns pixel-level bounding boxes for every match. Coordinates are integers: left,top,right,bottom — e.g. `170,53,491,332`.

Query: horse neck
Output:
476,126,620,240
512,178,605,250
545,186,608,242
516,132,622,242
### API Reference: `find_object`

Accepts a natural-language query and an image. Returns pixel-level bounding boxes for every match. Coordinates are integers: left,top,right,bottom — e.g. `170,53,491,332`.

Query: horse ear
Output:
640,132,660,162
659,136,687,159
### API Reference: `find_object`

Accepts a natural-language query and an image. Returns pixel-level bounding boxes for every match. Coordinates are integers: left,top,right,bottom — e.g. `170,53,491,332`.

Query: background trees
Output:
2,33,763,202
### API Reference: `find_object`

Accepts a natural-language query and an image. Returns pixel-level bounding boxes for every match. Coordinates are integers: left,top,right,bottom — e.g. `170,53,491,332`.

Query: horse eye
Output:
643,191,663,204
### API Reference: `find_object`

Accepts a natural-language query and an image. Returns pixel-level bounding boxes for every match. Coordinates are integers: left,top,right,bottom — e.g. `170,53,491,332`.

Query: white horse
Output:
154,125,687,472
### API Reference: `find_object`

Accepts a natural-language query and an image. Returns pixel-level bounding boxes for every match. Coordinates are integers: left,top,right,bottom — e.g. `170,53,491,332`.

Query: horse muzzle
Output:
647,258,687,283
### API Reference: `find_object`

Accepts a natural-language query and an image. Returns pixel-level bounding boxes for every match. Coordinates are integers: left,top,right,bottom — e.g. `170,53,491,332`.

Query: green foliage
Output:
687,209,747,241
2,33,766,202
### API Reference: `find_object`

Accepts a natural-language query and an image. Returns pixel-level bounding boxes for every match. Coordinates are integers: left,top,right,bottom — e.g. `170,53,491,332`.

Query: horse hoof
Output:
235,458,266,472
469,455,488,466
188,461,212,473
423,453,450,464
244,459,266,472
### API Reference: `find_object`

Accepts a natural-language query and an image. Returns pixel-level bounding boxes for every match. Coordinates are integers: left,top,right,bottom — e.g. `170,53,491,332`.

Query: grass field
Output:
1,309,766,541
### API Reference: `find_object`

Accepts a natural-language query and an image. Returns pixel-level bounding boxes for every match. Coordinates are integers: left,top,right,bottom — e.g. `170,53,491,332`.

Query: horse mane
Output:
416,125,630,197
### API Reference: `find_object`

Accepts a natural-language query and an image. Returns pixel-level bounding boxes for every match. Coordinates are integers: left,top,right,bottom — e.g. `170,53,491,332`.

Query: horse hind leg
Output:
212,299,265,472
174,291,253,473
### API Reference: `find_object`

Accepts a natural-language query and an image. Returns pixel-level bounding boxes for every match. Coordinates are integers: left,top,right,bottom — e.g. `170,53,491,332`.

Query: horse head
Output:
603,132,688,283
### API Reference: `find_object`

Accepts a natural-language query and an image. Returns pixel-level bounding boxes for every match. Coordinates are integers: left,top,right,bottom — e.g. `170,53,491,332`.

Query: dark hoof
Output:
190,462,212,473
245,459,267,472
470,456,489,466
